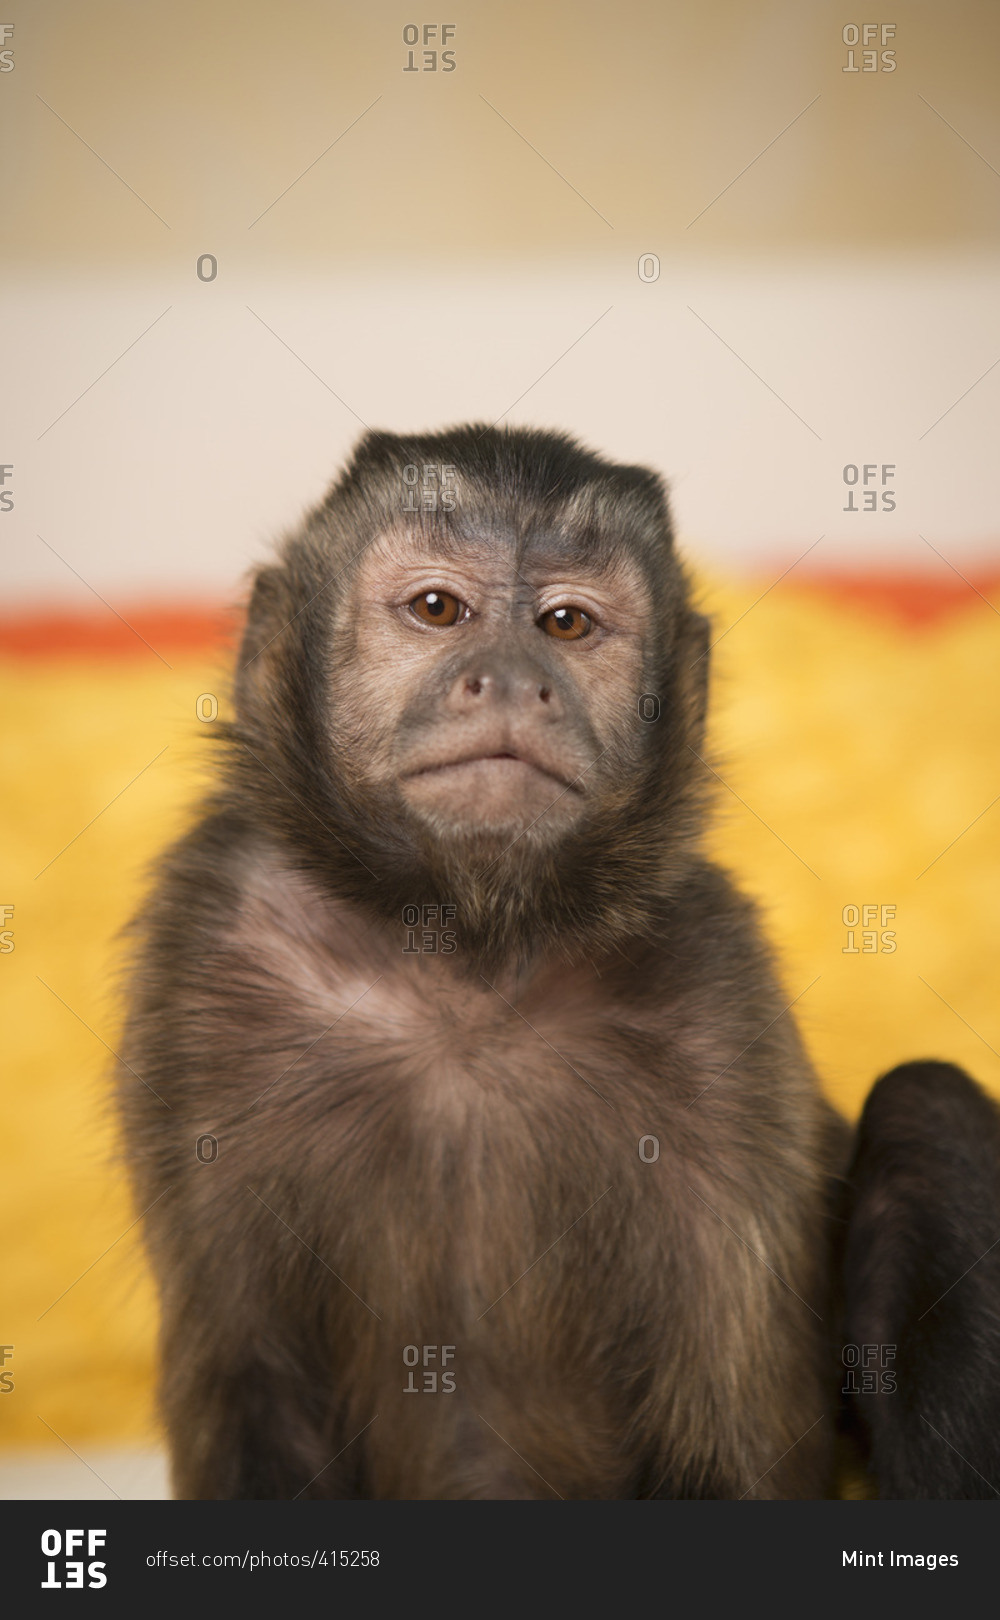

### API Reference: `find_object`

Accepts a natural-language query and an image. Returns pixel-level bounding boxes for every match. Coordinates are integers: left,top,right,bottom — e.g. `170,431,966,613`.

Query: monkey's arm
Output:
118,810,374,1499
843,1060,1000,1498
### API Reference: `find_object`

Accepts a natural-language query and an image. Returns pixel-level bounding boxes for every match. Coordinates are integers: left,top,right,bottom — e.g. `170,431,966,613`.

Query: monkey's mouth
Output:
402,749,582,794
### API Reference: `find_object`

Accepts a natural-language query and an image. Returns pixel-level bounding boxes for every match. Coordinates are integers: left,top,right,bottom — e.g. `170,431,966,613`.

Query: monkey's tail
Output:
842,1059,1000,1499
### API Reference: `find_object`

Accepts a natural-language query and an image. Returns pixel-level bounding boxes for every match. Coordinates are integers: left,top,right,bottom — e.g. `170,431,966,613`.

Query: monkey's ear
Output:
232,566,295,721
678,609,711,747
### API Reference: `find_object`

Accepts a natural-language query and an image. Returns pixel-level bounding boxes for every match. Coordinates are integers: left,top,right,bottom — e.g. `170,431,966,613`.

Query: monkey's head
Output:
231,426,710,968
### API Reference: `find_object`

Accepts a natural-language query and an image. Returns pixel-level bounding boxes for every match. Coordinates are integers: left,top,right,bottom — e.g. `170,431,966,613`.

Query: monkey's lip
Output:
401,749,582,793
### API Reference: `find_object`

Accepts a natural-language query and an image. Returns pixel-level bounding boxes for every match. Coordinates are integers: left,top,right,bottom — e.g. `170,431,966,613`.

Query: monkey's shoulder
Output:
124,806,368,995
622,857,787,1004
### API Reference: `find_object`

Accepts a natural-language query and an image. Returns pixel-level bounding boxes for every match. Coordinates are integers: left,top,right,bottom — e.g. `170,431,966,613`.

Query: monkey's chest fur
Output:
123,837,838,1500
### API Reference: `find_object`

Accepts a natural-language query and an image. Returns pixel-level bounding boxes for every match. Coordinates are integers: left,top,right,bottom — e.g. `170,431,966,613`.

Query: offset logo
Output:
40,1529,107,1590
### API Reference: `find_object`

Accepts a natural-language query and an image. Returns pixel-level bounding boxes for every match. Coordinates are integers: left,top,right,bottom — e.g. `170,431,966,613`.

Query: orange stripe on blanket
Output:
0,607,239,659
785,571,1000,628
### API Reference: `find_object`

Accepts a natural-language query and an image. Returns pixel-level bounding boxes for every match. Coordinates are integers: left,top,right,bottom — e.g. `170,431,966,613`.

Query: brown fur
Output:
118,426,849,1499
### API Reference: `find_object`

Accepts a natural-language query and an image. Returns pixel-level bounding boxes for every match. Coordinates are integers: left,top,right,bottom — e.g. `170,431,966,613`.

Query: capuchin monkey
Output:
118,426,1000,1500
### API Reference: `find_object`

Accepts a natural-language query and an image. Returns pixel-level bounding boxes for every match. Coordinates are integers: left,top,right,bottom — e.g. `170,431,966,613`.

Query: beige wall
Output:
3,1,997,600
3,0,998,266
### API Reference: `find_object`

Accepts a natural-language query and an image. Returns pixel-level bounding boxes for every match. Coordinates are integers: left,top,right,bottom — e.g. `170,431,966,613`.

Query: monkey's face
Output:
235,428,706,958
330,529,650,851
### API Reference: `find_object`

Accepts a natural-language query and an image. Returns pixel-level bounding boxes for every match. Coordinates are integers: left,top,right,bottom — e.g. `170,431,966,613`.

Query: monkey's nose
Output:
462,673,550,702
449,661,560,714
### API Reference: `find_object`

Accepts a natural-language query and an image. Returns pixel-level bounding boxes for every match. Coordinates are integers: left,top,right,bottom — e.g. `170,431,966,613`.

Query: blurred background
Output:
1,0,998,1497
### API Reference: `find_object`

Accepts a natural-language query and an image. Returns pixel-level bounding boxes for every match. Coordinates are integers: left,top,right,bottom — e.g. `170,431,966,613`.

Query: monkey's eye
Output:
408,590,467,627
539,606,593,641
